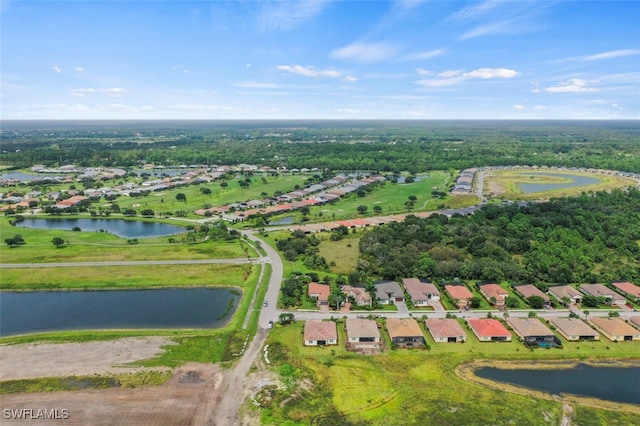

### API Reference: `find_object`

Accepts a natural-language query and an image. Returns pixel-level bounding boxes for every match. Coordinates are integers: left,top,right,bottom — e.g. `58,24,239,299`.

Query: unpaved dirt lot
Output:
0,336,275,425
0,337,175,380
1,363,224,426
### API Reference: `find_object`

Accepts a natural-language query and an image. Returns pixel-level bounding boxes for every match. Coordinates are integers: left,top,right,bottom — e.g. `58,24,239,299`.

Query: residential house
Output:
580,284,627,306
507,318,561,347
308,282,330,306
444,284,474,309
402,278,440,307
386,318,425,348
346,318,381,344
303,320,338,346
548,285,582,305
548,317,599,341
467,318,512,342
589,317,640,342
611,281,640,303
478,283,509,307
425,318,466,343
629,317,640,330
513,284,551,307
374,281,404,304
341,285,372,307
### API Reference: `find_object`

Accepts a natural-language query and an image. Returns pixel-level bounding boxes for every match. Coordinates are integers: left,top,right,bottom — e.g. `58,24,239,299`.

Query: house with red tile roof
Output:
425,318,466,343
478,283,509,307
303,320,338,346
611,281,640,303
444,285,474,309
467,318,512,342
308,282,330,306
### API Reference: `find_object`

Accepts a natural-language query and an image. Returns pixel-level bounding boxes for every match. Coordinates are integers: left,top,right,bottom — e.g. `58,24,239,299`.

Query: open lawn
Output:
260,319,640,425
484,169,638,201
317,234,360,275
0,218,253,263
0,263,256,290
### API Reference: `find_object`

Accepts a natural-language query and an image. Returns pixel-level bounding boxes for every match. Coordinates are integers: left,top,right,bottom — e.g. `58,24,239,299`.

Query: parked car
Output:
268,321,274,329
263,301,268,307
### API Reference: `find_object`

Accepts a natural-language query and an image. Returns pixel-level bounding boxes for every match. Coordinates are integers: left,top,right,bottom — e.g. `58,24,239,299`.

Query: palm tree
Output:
583,310,590,322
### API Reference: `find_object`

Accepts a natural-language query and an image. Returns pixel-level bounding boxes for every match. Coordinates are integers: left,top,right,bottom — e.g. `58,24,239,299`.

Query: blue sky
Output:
1,0,639,119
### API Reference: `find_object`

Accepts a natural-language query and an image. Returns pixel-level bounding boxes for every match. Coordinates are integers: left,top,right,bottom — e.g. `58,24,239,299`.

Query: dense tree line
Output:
2,121,639,172
357,188,640,285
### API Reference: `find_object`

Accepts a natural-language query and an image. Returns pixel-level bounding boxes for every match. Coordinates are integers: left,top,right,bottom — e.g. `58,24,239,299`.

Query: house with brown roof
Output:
548,285,582,305
629,317,640,330
478,283,509,307
580,284,627,306
341,286,371,307
611,281,640,303
303,320,338,346
467,318,512,342
346,318,380,343
374,281,404,304
589,317,640,342
513,284,551,307
308,282,330,306
507,318,561,347
548,317,599,341
402,278,440,307
425,318,466,343
444,284,474,309
386,318,425,348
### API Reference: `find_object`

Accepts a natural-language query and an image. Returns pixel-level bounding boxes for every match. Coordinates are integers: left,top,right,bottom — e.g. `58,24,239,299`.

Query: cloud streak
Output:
541,78,598,93
331,41,397,63
277,65,356,82
258,0,332,31
417,67,520,87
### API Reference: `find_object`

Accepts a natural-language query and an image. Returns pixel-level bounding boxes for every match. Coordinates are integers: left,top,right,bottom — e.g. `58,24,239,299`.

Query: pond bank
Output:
456,359,640,414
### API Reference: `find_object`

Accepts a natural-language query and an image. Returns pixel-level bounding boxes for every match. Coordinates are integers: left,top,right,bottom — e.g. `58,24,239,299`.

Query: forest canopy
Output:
357,188,640,284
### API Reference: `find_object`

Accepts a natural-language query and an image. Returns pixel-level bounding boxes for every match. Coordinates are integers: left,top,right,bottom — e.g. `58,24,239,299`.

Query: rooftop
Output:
444,284,474,300
548,317,598,337
304,320,338,341
425,318,466,339
590,317,640,336
386,318,423,338
346,318,380,339
467,318,511,337
507,318,555,337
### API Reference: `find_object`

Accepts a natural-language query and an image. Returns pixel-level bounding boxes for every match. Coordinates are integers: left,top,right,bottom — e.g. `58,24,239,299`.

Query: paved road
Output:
0,258,261,269
209,230,284,426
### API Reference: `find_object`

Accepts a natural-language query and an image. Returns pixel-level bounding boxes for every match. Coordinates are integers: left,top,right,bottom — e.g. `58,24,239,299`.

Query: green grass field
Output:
260,319,640,425
484,170,638,201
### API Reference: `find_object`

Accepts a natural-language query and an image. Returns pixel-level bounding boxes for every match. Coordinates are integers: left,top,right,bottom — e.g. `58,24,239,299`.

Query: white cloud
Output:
331,41,397,63
401,48,445,61
513,104,525,110
70,88,96,97
69,87,127,97
52,66,61,73
448,0,505,21
234,81,281,89
437,70,463,78
258,0,332,31
342,75,358,83
172,65,191,73
74,67,84,72
277,65,341,78
416,68,433,76
543,79,598,93
583,49,640,61
465,68,519,79
417,67,519,88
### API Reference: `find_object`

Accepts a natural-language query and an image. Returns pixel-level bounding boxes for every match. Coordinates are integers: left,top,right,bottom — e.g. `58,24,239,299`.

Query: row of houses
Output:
196,174,387,222
308,280,640,311
303,316,640,348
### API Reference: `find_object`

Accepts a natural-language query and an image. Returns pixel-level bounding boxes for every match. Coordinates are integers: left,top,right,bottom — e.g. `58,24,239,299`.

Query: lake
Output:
16,218,184,238
475,364,640,404
0,288,238,336
519,173,602,193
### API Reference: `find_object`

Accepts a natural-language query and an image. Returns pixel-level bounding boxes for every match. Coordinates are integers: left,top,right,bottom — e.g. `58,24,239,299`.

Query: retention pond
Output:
0,287,238,336
475,363,640,405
